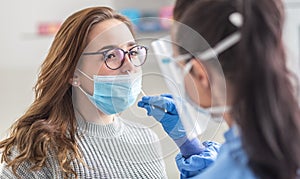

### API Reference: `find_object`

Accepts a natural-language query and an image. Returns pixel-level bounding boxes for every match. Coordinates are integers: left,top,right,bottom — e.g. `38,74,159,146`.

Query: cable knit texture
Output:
0,116,167,178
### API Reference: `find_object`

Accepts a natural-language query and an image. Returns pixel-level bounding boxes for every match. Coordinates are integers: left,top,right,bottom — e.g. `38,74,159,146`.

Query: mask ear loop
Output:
183,60,193,76
75,69,93,96
77,68,94,81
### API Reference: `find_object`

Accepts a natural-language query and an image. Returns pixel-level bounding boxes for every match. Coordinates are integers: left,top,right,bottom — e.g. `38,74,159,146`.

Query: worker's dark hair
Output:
176,0,300,178
173,0,197,20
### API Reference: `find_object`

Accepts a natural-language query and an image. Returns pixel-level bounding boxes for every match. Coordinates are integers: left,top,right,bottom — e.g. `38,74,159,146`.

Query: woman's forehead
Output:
86,19,134,51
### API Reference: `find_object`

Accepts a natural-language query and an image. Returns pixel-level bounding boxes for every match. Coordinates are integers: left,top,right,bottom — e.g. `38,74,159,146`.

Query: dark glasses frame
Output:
83,45,148,70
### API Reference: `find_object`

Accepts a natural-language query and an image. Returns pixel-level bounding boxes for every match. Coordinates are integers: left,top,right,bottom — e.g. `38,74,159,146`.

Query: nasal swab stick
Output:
126,71,167,112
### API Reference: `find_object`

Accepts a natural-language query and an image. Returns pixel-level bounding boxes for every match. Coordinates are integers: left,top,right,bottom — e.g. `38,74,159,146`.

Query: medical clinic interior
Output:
0,0,300,178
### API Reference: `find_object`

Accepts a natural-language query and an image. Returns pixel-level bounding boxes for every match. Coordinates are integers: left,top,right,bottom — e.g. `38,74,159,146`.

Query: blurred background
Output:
0,0,299,178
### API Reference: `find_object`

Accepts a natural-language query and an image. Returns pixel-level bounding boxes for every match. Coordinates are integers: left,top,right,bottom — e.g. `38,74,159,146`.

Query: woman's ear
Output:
190,59,210,89
69,74,80,87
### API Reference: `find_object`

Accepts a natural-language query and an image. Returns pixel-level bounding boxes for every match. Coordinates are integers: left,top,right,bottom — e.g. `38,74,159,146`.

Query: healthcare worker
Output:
138,0,300,178
0,7,167,178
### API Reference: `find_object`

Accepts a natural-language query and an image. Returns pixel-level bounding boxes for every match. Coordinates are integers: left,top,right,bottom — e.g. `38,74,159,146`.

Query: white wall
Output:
0,0,114,69
284,1,300,82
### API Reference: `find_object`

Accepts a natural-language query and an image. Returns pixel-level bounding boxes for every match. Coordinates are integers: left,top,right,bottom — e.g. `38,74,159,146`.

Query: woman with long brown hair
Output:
139,0,300,178
0,6,167,178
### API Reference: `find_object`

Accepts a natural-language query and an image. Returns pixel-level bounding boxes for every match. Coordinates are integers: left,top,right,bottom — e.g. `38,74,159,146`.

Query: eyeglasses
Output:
83,45,148,70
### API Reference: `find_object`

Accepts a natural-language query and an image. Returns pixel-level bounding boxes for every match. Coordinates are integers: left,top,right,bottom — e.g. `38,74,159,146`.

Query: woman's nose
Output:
121,53,136,73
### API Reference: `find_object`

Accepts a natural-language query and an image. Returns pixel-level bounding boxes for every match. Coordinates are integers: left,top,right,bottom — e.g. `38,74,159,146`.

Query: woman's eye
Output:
107,54,116,59
130,51,138,56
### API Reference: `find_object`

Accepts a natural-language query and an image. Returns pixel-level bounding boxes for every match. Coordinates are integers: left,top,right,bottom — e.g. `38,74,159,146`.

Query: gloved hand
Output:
137,94,204,157
137,94,185,140
176,141,221,178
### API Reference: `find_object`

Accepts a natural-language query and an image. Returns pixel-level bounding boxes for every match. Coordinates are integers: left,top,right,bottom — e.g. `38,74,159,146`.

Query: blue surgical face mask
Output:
77,69,142,115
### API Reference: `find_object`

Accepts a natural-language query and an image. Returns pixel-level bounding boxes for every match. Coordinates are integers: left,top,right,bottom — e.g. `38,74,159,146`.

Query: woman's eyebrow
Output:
97,45,117,52
126,41,137,47
96,42,136,52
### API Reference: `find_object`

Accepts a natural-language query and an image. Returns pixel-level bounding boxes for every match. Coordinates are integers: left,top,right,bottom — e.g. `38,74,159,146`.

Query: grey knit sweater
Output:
0,116,167,178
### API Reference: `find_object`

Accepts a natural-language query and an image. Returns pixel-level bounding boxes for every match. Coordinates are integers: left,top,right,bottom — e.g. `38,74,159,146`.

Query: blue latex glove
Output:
176,141,221,178
137,94,185,140
137,94,205,157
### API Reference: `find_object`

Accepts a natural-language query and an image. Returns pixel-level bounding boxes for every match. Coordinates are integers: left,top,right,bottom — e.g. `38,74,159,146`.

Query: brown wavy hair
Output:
0,6,133,178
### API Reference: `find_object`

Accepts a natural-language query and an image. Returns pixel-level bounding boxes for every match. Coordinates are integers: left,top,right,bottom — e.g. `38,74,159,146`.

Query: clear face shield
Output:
151,13,242,140
151,36,211,140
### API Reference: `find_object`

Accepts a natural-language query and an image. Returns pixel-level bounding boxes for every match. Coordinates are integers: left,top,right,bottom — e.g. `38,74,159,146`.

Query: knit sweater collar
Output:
76,114,123,138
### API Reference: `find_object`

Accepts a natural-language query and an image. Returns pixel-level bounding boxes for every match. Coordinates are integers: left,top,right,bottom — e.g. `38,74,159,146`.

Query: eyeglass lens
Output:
105,46,147,70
